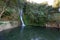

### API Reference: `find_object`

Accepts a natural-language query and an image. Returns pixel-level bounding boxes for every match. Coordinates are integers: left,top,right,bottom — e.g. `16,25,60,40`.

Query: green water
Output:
2,27,60,40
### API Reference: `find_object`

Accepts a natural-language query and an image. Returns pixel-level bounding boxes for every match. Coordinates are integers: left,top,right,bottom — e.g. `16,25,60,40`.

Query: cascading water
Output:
17,0,26,33
58,7,60,12
18,8,25,32
19,9,25,27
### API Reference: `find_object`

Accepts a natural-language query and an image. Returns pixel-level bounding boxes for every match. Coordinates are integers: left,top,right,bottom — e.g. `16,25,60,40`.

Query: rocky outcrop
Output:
46,22,60,28
0,21,19,31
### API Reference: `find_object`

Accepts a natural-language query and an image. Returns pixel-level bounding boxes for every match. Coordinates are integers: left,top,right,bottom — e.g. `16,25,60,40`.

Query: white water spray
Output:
58,8,60,12
19,9,25,27
18,9,26,32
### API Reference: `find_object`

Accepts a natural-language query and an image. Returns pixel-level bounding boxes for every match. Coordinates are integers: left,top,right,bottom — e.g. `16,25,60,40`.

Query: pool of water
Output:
0,26,60,40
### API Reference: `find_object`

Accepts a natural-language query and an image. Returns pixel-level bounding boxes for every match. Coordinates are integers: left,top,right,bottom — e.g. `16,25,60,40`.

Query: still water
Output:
1,26,60,40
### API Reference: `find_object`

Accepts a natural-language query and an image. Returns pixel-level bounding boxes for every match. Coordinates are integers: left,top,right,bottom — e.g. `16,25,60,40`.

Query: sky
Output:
26,0,54,6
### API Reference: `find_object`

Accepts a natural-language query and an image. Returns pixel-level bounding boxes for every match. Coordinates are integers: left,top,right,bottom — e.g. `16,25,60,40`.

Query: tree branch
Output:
0,6,6,19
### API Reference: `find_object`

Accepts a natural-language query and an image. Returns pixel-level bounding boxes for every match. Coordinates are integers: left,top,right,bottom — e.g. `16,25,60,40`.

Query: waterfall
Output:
58,8,60,12
17,0,26,40
17,0,26,27
19,9,25,27
17,0,26,35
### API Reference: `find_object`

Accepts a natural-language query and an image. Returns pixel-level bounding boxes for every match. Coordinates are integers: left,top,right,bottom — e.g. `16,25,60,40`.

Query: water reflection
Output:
31,37,47,40
4,26,60,40
20,26,60,40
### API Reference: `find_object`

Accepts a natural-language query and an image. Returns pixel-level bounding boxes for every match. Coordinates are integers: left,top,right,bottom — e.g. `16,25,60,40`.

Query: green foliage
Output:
0,22,3,25
23,3,49,26
23,1,59,26
0,0,59,26
1,8,13,18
